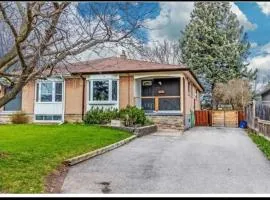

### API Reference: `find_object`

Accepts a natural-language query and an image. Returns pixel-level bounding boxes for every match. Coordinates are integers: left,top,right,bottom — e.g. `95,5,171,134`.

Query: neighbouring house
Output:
253,85,270,104
260,86,270,102
0,51,203,130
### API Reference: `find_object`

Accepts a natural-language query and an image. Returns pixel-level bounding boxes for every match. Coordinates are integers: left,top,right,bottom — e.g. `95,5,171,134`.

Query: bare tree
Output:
0,2,155,107
213,79,252,110
136,40,182,64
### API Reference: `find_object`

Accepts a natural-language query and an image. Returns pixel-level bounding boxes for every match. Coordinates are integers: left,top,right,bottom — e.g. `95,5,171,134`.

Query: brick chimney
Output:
120,50,127,59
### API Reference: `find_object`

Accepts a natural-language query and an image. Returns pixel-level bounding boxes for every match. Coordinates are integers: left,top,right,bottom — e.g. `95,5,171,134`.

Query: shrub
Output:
83,107,119,125
10,112,29,124
144,117,154,125
120,105,147,127
84,105,149,127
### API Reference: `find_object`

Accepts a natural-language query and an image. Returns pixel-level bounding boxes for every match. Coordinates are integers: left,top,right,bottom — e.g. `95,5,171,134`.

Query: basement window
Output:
35,115,62,121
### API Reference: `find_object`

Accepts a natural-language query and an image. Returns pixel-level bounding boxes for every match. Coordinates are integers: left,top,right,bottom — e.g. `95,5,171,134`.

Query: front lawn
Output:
248,130,270,160
0,124,132,193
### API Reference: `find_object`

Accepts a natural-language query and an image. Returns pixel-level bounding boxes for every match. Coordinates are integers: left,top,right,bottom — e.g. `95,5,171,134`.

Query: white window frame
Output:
36,80,63,103
89,79,119,105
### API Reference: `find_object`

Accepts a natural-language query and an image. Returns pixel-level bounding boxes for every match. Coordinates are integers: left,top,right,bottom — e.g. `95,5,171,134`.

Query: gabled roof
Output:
53,56,204,91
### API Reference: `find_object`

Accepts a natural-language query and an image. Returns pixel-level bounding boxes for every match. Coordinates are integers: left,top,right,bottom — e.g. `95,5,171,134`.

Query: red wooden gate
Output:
195,110,211,126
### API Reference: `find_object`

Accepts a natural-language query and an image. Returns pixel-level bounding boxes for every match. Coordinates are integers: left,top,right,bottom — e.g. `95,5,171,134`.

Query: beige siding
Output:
21,81,35,114
0,85,3,111
185,77,194,115
65,78,84,115
119,75,134,108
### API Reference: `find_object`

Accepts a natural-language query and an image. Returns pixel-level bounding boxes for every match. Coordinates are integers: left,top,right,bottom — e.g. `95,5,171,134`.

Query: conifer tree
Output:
180,2,256,108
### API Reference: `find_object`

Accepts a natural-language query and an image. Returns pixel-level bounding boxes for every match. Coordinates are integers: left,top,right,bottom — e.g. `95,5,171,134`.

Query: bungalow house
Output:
0,52,203,130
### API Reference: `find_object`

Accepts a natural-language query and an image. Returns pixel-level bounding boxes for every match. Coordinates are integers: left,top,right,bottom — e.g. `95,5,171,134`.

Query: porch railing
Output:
134,96,181,112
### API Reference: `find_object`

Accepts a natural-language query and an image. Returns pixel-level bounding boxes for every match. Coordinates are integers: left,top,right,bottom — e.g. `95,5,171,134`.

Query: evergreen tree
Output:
180,2,256,108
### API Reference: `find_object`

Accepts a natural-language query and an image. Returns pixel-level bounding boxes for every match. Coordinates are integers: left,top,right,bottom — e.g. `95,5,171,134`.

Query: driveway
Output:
61,127,270,194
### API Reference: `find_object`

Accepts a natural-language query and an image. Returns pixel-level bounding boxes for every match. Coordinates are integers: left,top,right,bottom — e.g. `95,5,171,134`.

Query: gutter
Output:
71,68,204,92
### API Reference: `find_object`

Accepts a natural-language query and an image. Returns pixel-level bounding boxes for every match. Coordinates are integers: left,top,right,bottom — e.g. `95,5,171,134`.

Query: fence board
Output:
195,110,209,126
224,111,238,127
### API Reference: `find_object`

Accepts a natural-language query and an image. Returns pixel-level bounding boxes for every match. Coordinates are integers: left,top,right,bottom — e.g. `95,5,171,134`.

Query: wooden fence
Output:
195,110,244,127
245,100,270,137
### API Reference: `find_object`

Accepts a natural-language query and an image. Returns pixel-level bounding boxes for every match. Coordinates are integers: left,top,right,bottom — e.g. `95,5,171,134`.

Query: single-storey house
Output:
0,52,203,130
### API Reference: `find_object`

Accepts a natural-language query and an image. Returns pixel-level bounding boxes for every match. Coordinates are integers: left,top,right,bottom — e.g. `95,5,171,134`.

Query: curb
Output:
64,135,137,166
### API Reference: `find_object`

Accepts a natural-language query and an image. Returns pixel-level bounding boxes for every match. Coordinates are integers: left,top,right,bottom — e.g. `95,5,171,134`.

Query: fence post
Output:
252,100,256,129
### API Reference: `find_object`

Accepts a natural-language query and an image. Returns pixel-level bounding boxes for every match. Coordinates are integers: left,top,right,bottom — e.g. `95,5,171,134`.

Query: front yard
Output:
0,124,132,193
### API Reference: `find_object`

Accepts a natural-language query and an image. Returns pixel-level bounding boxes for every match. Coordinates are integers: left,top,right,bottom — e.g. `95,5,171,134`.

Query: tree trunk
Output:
211,83,215,110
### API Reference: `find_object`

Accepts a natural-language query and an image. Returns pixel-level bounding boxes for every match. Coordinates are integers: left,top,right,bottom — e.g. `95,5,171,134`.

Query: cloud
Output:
146,2,256,45
247,42,270,89
249,54,270,71
230,3,257,31
247,44,270,91
250,42,258,48
257,2,270,16
146,2,194,43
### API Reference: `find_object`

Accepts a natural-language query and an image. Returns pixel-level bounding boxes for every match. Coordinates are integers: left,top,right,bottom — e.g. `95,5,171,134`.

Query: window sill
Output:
88,101,118,105
34,120,62,123
35,102,63,104
0,111,21,115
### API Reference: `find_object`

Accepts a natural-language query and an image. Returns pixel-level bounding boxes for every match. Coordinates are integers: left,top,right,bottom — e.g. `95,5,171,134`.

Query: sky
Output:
77,2,270,90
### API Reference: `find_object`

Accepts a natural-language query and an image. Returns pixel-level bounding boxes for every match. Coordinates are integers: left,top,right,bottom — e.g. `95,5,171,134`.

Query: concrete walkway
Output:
61,127,270,194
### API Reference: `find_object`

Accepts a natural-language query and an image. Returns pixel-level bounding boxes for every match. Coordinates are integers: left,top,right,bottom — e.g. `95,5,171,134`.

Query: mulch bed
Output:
44,163,69,193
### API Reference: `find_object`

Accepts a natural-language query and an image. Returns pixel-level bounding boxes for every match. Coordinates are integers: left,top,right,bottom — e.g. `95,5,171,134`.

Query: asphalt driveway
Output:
61,127,270,194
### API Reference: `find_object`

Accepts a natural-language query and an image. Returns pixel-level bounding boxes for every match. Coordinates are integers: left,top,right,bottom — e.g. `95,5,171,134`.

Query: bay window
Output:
36,81,63,102
89,79,118,103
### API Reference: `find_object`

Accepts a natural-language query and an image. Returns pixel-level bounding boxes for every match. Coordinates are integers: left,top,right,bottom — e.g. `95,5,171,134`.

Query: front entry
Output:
141,78,180,113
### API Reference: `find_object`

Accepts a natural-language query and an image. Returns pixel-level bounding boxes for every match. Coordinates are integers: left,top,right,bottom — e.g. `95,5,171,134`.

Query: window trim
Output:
88,79,119,105
36,80,63,103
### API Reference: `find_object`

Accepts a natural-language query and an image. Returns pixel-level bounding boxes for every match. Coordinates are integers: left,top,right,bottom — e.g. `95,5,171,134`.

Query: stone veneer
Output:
0,113,33,124
147,115,184,130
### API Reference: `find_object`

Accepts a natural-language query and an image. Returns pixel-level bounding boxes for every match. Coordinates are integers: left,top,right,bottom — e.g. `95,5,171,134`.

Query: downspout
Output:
80,74,86,121
183,77,186,129
61,75,65,124
128,73,130,105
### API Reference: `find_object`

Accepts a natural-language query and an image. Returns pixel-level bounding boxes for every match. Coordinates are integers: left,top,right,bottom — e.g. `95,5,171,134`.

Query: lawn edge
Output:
64,135,137,166
246,128,270,143
246,129,270,160
45,134,136,193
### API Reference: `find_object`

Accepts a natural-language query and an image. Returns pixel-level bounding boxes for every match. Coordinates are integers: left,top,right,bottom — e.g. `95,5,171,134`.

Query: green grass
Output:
0,124,132,193
248,131,270,160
